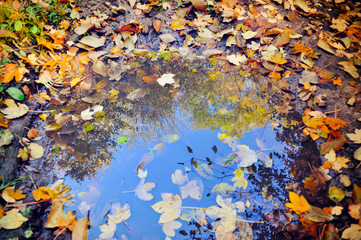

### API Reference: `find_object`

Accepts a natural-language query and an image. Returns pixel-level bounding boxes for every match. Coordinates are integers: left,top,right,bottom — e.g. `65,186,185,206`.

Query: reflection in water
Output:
40,58,311,239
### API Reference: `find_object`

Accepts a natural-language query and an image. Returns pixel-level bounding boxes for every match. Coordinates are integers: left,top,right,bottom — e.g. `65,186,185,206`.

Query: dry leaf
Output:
339,61,359,78
159,34,176,43
152,20,162,33
28,142,44,160
80,36,106,48
0,99,29,119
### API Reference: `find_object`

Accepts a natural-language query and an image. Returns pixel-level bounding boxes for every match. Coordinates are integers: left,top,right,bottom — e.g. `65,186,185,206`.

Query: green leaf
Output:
329,186,345,202
14,21,23,32
30,25,38,35
0,83,3,92
117,136,129,144
6,87,25,101
83,123,94,133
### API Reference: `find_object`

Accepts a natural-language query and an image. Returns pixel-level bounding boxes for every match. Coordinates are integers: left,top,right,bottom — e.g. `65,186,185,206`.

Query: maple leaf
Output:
179,179,203,200
151,193,182,224
234,144,258,167
0,64,29,84
324,149,350,172
135,178,156,201
162,221,182,237
55,211,76,231
99,221,116,239
347,129,361,144
285,192,310,215
205,195,243,233
108,202,131,223
268,52,287,64
37,37,58,51
1,186,26,203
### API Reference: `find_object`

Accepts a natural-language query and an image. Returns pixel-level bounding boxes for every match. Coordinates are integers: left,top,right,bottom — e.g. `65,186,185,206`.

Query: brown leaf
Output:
320,135,346,155
152,20,162,33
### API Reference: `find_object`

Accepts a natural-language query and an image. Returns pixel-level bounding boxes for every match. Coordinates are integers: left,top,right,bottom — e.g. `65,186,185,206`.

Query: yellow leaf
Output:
70,77,82,88
285,191,310,214
39,113,47,121
339,61,359,78
33,186,54,201
0,209,28,229
1,186,26,203
268,52,287,64
37,37,57,51
45,200,67,228
56,211,76,231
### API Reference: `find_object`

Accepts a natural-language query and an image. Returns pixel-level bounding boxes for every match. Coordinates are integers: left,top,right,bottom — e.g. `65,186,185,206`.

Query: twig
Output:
8,199,52,208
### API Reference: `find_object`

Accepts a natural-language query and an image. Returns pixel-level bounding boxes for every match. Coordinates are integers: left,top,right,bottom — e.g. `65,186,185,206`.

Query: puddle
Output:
38,58,316,239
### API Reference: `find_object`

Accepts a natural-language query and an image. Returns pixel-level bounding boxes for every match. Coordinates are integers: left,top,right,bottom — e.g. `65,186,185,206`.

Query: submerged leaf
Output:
0,209,28,229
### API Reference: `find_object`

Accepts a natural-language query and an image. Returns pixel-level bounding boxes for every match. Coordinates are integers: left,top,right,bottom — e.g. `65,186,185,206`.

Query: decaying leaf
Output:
0,129,14,146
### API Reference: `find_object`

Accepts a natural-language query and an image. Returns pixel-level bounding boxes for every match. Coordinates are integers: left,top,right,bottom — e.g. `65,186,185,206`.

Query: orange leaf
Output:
325,117,345,130
27,129,39,139
0,64,29,84
152,20,162,33
285,191,310,214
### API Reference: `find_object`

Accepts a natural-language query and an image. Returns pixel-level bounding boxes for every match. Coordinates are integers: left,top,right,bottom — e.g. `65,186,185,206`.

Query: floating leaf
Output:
81,105,103,121
180,179,203,200
28,142,44,160
211,183,235,196
135,178,156,201
162,134,179,143
341,224,361,240
320,135,346,155
2,186,26,203
117,136,129,144
157,73,176,87
108,202,131,223
151,193,182,224
72,217,88,240
162,221,182,237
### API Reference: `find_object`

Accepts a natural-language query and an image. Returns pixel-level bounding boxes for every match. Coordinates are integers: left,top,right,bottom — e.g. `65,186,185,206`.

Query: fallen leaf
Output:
157,73,176,87
162,221,182,237
0,209,28,229
339,61,359,78
151,193,182,224
341,224,361,240
72,217,88,240
159,34,176,43
27,129,39,139
1,186,26,203
227,54,247,66
108,202,131,223
28,142,44,160
0,99,29,119
81,105,104,120
135,178,156,201
285,191,310,214
152,20,161,33
0,129,14,146
318,39,336,54
0,64,29,84
80,36,106,48
299,70,319,85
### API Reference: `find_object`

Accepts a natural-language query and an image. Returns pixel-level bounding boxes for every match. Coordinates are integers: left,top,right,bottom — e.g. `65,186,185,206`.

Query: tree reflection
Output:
44,58,292,182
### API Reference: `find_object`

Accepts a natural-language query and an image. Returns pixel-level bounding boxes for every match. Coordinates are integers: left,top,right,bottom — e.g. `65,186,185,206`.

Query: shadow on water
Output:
39,58,319,239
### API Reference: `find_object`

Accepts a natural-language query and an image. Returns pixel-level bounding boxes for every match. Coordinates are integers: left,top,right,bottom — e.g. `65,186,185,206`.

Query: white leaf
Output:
157,73,176,87
108,202,131,223
159,34,176,43
162,221,182,237
226,54,247,66
234,144,258,167
257,152,272,168
180,179,203,200
99,221,116,239
81,105,103,120
151,193,182,224
135,178,156,201
171,169,187,185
